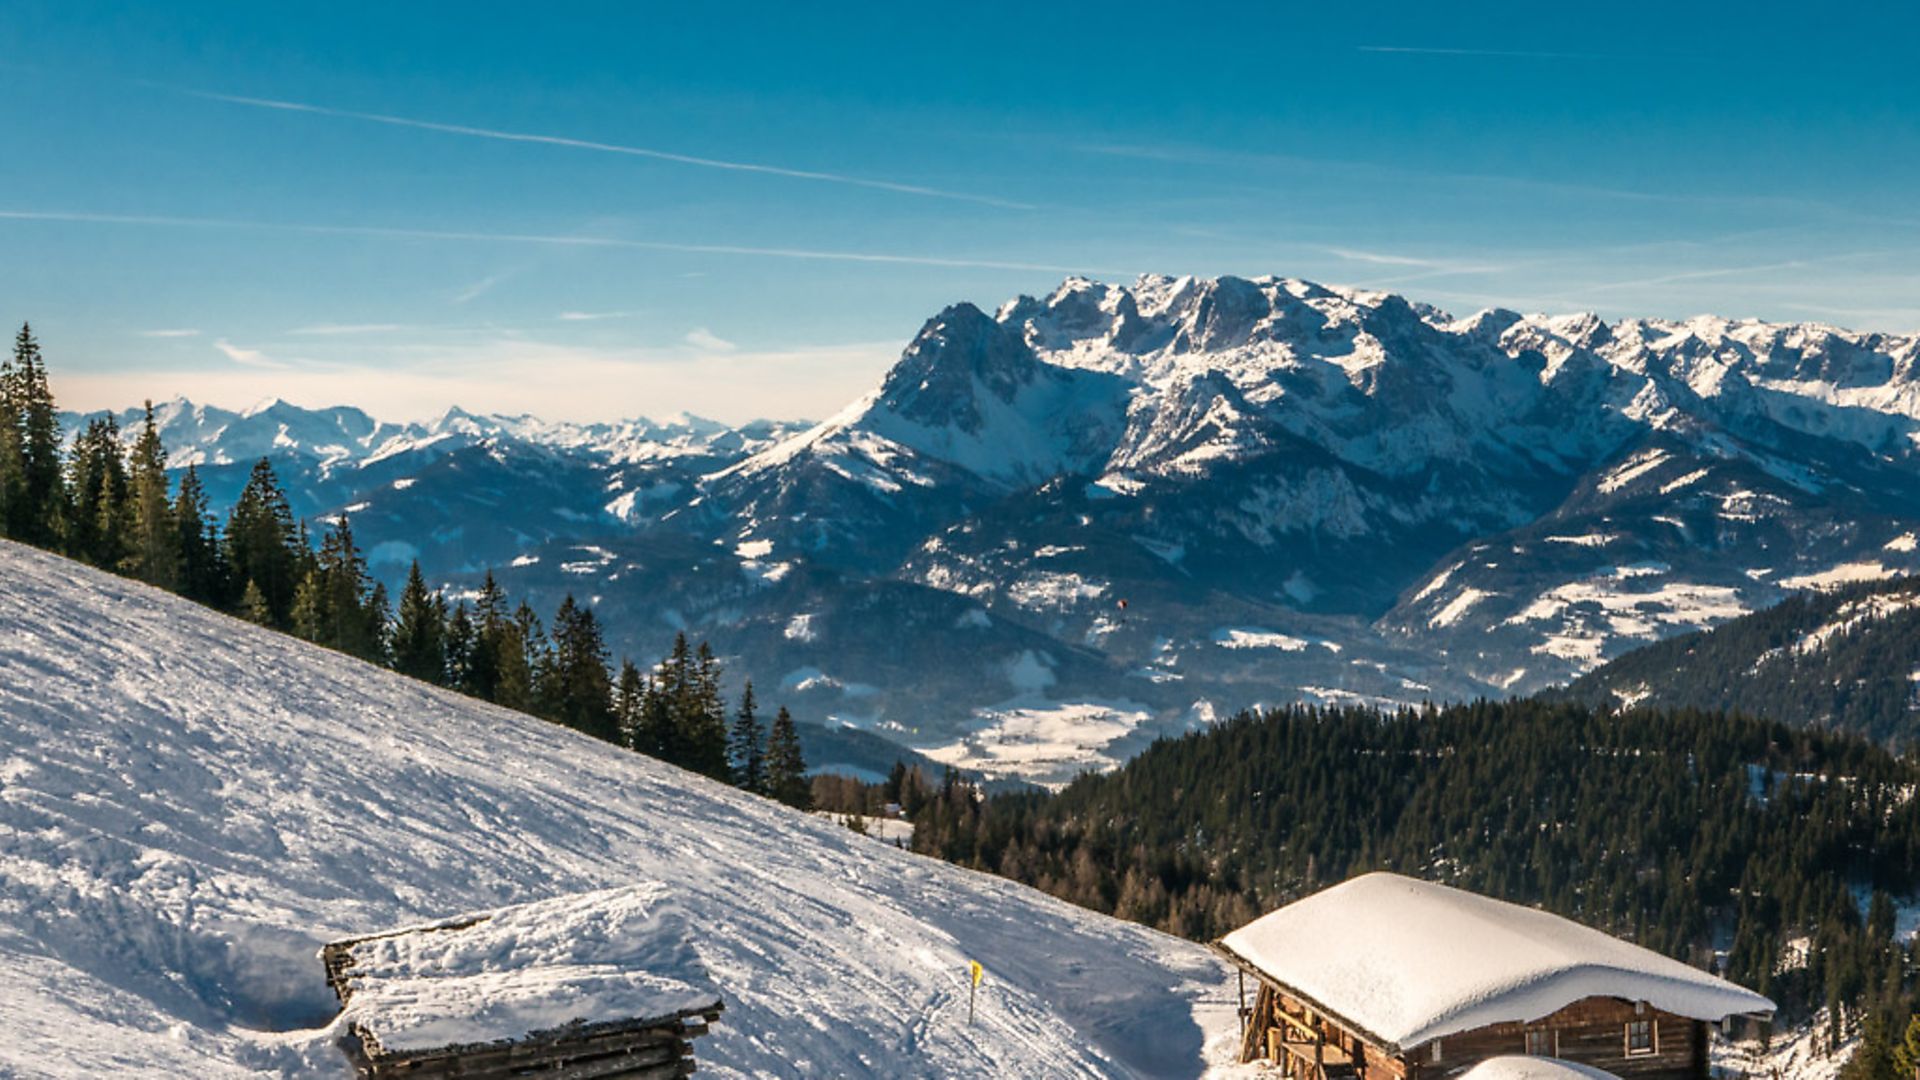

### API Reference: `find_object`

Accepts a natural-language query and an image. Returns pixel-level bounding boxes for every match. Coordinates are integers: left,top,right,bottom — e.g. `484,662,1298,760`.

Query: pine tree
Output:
488,600,541,712
10,324,65,545
0,336,21,536
239,578,273,625
443,601,475,690
1844,1013,1899,1080
729,680,767,794
1892,1013,1920,1080
391,562,447,682
224,458,299,625
682,642,731,780
614,660,646,750
642,633,696,765
465,571,510,700
364,581,392,666
314,515,378,659
172,465,225,604
66,415,130,567
637,666,676,761
290,570,327,642
547,595,615,741
766,706,809,809
124,401,178,587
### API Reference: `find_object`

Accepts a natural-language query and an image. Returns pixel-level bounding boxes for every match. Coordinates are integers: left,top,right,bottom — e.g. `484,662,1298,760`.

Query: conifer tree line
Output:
905,699,1920,1047
0,323,806,805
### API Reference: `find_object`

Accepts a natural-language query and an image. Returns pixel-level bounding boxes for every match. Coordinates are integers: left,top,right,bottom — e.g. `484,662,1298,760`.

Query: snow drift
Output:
326,882,723,1059
0,541,1235,1077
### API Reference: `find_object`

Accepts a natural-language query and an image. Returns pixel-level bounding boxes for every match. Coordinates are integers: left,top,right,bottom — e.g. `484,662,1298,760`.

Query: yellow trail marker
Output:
968,960,984,1025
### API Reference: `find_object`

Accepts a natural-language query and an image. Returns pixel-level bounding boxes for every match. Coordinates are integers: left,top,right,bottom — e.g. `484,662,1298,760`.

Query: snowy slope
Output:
0,541,1236,1078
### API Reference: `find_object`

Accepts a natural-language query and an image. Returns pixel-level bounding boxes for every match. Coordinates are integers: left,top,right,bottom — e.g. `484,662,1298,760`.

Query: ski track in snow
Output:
0,542,1238,1078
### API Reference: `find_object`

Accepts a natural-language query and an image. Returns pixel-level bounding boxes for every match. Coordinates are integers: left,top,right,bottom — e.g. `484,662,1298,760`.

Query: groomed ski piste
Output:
0,540,1239,1077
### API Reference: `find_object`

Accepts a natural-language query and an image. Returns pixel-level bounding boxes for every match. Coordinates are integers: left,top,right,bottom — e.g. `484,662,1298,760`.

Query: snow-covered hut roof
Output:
1215,873,1774,1053
324,881,722,1058
1460,1056,1621,1080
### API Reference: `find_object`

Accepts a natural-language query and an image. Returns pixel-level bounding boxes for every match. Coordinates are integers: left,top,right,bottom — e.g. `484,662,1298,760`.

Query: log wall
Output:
1408,997,1705,1080
1240,985,1713,1080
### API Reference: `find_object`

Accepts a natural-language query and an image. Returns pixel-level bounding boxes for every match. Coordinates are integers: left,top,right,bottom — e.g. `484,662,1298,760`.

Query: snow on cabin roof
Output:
1460,1056,1621,1080
326,881,722,1057
1216,873,1774,1053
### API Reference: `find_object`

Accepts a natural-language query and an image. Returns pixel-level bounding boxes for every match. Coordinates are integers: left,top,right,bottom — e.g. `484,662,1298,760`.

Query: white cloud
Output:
1325,248,1440,268
139,328,200,338
684,327,735,351
212,339,287,369
452,273,508,305
557,311,635,321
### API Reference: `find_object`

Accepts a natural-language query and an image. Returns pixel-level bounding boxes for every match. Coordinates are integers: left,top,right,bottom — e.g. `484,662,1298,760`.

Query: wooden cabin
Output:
321,883,723,1079
1213,873,1774,1080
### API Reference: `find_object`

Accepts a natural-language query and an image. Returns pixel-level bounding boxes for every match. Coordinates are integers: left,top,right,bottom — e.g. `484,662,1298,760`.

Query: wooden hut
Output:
322,883,723,1079
1213,873,1774,1080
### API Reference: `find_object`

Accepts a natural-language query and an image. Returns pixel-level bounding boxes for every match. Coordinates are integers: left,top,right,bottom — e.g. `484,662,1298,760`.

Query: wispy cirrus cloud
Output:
0,209,1127,275
1324,248,1442,268
558,310,637,322
185,89,1034,211
212,338,288,369
451,272,509,305
683,327,735,351
139,328,200,338
1323,247,1508,287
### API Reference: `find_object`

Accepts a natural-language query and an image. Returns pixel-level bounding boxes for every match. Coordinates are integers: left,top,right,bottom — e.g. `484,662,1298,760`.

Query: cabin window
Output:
1625,1019,1655,1056
1431,1040,1443,1063
1525,1027,1555,1056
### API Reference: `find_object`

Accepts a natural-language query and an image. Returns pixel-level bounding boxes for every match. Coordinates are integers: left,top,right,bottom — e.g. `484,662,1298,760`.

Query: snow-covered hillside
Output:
0,541,1236,1077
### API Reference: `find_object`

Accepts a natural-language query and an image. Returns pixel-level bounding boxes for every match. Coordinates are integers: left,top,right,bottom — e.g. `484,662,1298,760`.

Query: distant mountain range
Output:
75,273,1920,782
65,398,805,580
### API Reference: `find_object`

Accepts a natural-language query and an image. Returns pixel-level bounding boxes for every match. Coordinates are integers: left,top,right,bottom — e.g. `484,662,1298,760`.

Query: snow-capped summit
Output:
662,275,1920,781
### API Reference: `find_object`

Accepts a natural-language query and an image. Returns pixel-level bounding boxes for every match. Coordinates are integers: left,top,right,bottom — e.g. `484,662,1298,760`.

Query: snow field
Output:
0,542,1237,1077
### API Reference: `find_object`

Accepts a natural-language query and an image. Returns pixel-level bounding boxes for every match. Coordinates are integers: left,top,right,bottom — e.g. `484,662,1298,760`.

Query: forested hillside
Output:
910,700,1920,1030
1557,576,1920,745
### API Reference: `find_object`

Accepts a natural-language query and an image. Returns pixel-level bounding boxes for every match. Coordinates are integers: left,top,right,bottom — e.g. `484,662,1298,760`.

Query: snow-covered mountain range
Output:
66,398,804,577
79,274,1920,782
0,540,1237,1077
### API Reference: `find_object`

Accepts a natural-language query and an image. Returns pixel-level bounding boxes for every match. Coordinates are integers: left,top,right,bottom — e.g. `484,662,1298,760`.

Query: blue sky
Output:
4,2,1918,422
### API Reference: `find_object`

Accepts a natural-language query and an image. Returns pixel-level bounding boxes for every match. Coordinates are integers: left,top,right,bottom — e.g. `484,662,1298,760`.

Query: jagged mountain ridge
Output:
80,274,1920,782
655,275,1920,760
